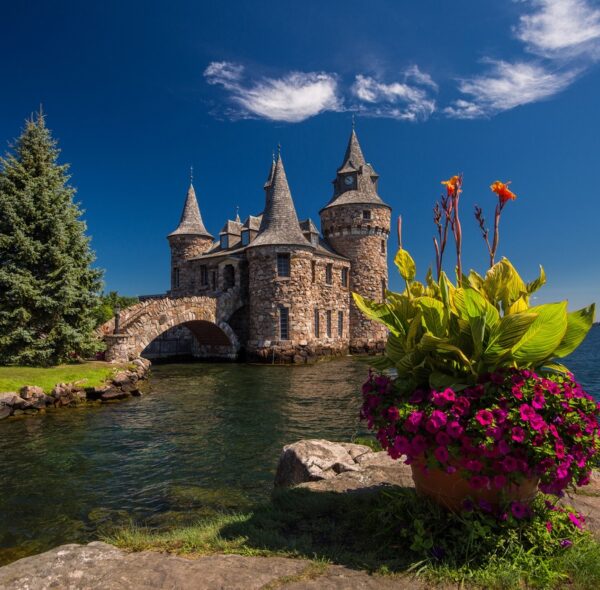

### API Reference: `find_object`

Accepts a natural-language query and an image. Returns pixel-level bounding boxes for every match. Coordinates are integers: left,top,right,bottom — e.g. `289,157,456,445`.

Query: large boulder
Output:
19,386,44,400
274,439,394,487
0,392,19,406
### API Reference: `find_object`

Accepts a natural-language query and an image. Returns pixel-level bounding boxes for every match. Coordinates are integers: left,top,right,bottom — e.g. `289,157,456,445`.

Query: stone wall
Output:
320,203,390,352
168,234,213,296
245,245,351,363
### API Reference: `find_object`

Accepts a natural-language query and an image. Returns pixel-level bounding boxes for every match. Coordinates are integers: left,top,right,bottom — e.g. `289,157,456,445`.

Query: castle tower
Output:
246,153,315,358
167,179,213,295
319,128,391,352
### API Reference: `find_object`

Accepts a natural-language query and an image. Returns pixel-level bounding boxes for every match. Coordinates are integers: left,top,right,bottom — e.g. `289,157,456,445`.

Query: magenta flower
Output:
519,404,536,422
511,501,528,519
451,397,470,416
464,459,483,473
475,409,494,427
469,475,490,490
435,431,451,446
434,446,449,463
492,474,507,489
532,392,545,409
560,539,573,548
546,521,552,533
501,456,518,473
530,414,546,431
411,435,427,455
511,426,526,443
404,410,424,433
568,513,584,529
387,406,399,422
446,420,464,439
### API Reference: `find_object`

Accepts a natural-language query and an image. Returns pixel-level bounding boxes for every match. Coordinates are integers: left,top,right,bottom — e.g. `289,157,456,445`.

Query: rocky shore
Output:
0,358,151,420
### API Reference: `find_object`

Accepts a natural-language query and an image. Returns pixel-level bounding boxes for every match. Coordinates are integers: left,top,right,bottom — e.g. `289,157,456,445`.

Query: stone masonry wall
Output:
168,235,213,296
320,203,391,352
245,246,351,363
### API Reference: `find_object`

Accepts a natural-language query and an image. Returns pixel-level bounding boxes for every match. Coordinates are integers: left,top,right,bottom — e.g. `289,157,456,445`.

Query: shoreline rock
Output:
0,357,151,420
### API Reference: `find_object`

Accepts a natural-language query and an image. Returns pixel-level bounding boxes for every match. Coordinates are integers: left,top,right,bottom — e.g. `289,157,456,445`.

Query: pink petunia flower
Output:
475,409,494,427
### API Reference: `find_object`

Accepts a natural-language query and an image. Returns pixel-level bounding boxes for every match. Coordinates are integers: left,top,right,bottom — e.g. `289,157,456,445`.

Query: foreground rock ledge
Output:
0,541,429,590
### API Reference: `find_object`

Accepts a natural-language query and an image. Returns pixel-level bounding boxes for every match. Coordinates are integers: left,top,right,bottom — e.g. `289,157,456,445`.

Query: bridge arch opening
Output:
141,320,239,362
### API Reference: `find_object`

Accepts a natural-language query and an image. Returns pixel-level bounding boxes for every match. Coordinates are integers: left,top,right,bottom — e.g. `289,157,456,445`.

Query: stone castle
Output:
162,128,391,362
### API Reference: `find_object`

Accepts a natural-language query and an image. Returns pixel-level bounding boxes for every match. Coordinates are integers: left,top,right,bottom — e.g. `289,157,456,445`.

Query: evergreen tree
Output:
0,110,103,366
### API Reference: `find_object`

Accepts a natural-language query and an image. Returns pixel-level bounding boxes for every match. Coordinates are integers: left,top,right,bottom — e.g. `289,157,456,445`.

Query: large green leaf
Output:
511,302,568,365
352,293,402,336
553,303,596,358
418,334,473,368
385,332,406,363
484,258,528,313
484,311,538,363
394,248,416,282
417,296,447,337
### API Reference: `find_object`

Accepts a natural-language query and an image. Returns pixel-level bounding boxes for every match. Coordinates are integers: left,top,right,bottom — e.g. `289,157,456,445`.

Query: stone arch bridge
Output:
100,290,243,362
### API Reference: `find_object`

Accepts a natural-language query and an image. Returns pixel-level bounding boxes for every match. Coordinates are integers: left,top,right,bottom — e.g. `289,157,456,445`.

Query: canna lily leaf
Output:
541,362,571,375
394,248,416,283
511,302,568,365
352,292,402,336
484,311,539,362
418,334,473,368
484,258,528,313
553,303,596,358
526,265,546,295
417,296,447,337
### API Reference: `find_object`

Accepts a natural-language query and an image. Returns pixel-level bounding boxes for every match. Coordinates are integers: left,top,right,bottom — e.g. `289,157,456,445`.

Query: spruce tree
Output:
0,110,103,366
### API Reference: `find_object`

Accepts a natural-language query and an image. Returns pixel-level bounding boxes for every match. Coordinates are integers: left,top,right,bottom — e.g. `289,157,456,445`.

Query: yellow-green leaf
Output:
553,303,596,358
394,248,416,282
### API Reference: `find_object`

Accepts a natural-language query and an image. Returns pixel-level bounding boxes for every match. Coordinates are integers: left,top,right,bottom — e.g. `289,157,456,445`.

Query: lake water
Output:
0,328,598,565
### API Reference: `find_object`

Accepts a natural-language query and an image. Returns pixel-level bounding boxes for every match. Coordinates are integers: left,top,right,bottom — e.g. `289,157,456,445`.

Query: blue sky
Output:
1,0,599,311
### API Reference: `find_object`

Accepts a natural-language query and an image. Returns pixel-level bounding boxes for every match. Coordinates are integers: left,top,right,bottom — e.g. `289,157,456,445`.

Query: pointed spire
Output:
235,206,241,223
168,178,213,238
321,127,389,211
339,128,366,172
250,154,311,248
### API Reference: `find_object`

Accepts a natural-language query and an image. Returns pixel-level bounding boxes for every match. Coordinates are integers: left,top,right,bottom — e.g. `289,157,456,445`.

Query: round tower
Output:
246,153,315,360
167,179,214,296
319,128,391,352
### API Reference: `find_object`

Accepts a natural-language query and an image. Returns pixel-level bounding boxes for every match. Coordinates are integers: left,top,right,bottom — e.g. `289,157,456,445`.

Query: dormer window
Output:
343,174,355,190
220,235,229,249
363,210,371,220
241,230,250,246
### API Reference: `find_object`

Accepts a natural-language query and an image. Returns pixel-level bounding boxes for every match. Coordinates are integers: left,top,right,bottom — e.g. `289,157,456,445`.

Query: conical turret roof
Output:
250,155,311,248
321,128,389,211
169,183,213,238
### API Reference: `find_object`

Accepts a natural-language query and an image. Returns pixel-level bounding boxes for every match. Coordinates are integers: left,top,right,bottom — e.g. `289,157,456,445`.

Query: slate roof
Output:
249,155,312,248
220,219,243,236
299,218,319,234
321,129,389,211
169,183,213,238
243,214,262,231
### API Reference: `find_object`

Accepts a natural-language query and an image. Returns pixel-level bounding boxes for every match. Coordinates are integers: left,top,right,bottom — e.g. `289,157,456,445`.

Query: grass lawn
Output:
106,484,600,590
0,361,130,393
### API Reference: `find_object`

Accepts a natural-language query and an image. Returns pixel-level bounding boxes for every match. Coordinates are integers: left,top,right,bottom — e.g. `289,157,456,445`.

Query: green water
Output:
0,357,370,564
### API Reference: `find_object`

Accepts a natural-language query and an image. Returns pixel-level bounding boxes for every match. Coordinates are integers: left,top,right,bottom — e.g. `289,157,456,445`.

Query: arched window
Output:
223,265,235,289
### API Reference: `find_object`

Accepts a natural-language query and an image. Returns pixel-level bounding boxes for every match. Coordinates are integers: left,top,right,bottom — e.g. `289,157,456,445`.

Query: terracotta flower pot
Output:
410,457,539,512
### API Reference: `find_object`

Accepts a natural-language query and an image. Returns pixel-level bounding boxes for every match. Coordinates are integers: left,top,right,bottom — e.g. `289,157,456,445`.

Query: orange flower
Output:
441,175,460,196
490,181,516,206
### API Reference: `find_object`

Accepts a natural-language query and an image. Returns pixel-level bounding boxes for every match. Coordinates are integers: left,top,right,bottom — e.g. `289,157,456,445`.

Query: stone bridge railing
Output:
100,288,245,362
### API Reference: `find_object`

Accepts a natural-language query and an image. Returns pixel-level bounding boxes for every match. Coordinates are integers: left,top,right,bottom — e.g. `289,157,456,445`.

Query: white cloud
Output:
515,0,600,58
444,60,579,118
204,61,341,123
351,71,437,121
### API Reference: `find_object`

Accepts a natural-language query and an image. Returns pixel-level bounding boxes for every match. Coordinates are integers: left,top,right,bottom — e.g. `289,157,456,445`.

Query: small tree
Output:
0,110,103,366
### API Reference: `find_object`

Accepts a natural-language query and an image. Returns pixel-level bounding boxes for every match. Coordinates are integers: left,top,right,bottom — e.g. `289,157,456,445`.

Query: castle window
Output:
314,309,320,338
200,265,208,286
341,267,348,287
311,261,316,283
220,235,228,249
224,264,235,289
173,267,180,288
325,263,333,285
277,253,291,277
338,311,344,336
381,240,385,254
382,278,387,301
241,230,250,246
279,307,289,340
326,310,332,338
363,210,371,220
211,271,217,290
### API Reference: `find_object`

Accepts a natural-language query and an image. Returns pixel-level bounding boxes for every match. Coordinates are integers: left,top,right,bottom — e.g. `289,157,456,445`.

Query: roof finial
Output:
277,142,281,158
352,113,356,131
235,205,240,222
190,165,194,185
272,148,276,162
